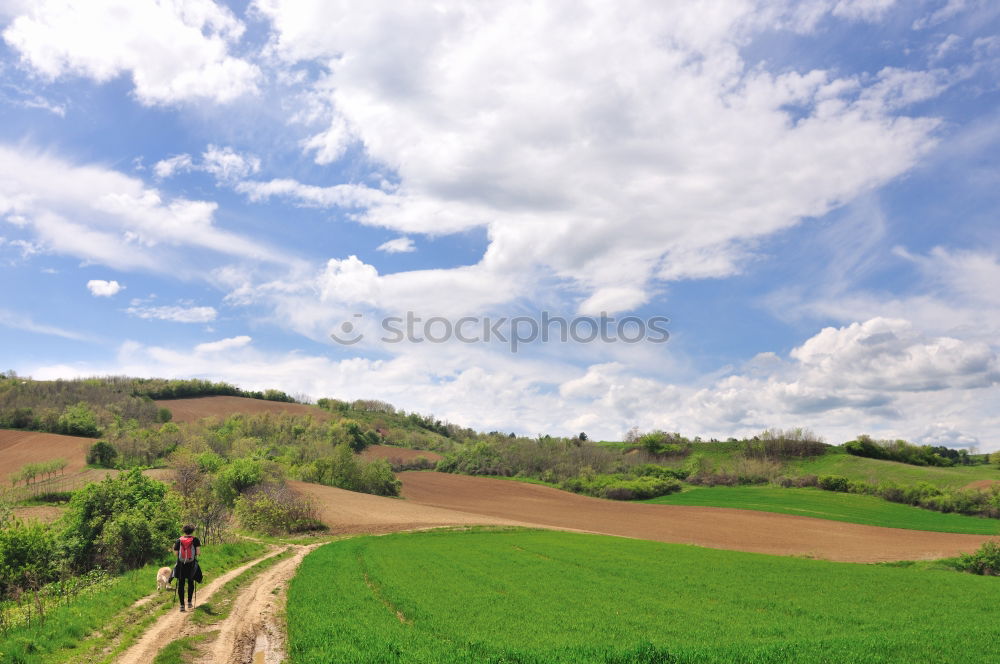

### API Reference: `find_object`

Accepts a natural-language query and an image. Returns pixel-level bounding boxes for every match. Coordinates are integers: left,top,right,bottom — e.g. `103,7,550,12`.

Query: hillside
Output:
0,429,91,477
789,451,1000,490
153,396,330,424
395,472,991,562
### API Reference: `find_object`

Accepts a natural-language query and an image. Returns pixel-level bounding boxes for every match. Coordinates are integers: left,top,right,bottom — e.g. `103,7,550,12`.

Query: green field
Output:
645,485,1000,534
287,528,1000,663
789,451,1000,490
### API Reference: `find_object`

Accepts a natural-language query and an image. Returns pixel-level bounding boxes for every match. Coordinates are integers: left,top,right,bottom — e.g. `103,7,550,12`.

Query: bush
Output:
955,540,1000,576
60,469,180,572
57,402,100,437
234,485,323,535
818,475,850,492
0,519,61,596
560,474,682,500
214,458,265,506
87,441,118,467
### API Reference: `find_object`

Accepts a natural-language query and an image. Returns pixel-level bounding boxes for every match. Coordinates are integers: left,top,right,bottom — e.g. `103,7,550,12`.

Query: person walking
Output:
172,524,201,612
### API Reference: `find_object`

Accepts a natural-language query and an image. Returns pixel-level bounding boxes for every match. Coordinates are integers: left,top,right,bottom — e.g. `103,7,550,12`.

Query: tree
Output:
87,441,118,468
990,451,1000,467
60,469,179,572
578,432,588,441
57,402,100,437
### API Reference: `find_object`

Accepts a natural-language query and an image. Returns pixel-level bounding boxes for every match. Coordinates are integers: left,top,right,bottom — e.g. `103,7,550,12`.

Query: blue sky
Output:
1,0,998,448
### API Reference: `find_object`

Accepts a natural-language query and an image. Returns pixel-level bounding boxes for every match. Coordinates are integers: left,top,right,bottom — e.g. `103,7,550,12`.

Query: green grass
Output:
150,634,210,664
644,485,1000,534
287,528,1000,664
789,451,1000,490
0,541,266,664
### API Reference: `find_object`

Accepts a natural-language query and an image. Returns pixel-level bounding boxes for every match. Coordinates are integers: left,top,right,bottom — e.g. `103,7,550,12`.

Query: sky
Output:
0,0,998,448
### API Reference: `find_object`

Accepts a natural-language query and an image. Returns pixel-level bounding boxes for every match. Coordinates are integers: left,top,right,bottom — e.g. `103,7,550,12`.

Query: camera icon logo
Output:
329,313,364,345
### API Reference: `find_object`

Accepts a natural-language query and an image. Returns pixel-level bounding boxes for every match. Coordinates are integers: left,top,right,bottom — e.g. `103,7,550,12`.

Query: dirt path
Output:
196,544,319,664
113,548,282,664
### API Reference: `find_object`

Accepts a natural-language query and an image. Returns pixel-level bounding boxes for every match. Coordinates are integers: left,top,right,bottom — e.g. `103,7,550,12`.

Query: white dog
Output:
156,566,173,591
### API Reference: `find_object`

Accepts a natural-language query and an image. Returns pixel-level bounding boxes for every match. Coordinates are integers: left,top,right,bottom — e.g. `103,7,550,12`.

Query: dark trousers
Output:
176,561,196,604
177,576,195,603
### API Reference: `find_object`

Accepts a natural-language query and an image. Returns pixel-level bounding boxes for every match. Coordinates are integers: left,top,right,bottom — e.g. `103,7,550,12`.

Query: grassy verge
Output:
150,634,211,664
0,541,266,664
789,452,1000,490
288,528,1000,663
644,485,1000,534
189,547,294,627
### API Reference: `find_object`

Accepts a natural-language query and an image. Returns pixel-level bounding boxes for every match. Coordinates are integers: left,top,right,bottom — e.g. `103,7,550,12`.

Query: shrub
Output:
86,441,118,467
57,402,100,437
0,519,61,596
234,485,323,535
214,458,265,506
60,469,180,572
955,540,1000,576
818,475,850,492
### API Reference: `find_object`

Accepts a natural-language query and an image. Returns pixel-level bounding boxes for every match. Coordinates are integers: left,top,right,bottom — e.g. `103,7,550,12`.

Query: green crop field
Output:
788,452,1000,490
645,485,1000,534
287,528,1000,664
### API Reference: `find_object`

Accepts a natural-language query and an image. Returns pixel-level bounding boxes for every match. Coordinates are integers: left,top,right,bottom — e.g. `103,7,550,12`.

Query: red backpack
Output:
178,536,196,563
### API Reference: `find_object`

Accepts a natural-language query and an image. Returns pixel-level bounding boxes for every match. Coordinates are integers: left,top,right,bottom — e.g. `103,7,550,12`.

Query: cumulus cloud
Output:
22,314,1000,449
86,279,122,297
2,0,260,105
127,304,217,323
252,1,941,314
376,237,415,253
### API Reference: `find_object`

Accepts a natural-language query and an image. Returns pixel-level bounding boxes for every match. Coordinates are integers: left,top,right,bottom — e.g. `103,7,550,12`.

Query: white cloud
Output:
913,0,968,30
153,154,194,179
23,314,1000,450
154,146,259,182
86,279,122,297
0,308,94,341
2,0,260,105
0,145,291,275
201,145,260,182
236,178,387,209
195,335,252,353
253,1,940,314
127,304,218,323
376,237,415,254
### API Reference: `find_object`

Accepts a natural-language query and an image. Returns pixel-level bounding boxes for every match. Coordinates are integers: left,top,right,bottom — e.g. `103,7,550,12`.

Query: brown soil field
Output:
290,480,538,535
360,445,443,464
0,429,92,477
397,472,994,563
154,396,330,424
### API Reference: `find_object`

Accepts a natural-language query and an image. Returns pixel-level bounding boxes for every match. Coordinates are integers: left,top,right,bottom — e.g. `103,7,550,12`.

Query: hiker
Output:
172,524,202,612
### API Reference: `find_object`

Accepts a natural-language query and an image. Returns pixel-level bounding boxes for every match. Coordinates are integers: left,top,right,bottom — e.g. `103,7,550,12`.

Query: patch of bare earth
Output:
397,472,994,563
154,396,330,424
290,480,539,535
0,429,91,476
